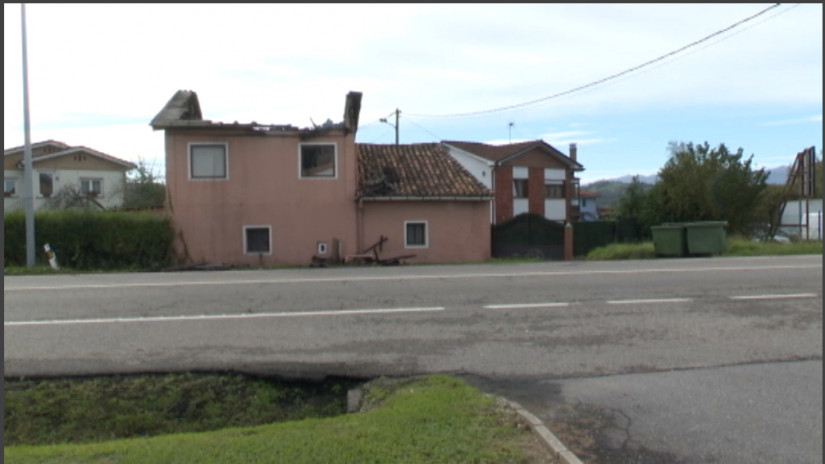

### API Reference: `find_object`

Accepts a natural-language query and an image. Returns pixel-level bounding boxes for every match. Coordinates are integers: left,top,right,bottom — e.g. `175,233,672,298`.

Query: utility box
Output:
685,221,727,256
651,224,687,257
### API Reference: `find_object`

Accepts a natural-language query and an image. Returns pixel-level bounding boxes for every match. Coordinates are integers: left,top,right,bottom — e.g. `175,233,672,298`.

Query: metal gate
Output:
491,213,565,260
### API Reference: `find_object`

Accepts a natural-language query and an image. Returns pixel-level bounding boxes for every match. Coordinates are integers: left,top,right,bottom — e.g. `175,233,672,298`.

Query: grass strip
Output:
4,374,541,464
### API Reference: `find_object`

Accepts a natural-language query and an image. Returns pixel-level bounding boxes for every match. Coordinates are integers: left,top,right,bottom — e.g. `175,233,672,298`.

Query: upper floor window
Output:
300,143,336,178
4,178,17,197
513,179,528,198
80,178,103,197
544,180,564,199
189,143,228,180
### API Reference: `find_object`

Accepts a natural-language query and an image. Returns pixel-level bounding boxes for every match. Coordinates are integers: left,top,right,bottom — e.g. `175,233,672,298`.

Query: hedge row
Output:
4,210,174,270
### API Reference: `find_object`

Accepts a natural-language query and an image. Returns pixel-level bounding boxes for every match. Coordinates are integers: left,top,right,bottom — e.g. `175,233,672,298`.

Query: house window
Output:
300,143,336,178
39,172,54,198
544,180,564,199
80,178,103,197
190,143,228,180
405,221,428,248
244,226,271,254
317,242,328,255
513,179,528,198
4,178,17,197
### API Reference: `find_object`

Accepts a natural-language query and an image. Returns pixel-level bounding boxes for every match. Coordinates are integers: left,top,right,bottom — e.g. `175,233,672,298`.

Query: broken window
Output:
300,143,336,178
244,226,271,254
190,143,228,179
405,221,428,248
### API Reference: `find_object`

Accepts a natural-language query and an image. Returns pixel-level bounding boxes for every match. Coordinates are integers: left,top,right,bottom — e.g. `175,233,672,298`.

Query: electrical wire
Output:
405,3,786,119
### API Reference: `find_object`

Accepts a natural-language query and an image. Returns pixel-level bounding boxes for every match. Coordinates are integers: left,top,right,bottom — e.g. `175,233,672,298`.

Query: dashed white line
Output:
606,298,693,305
485,302,570,310
3,306,445,327
729,293,819,301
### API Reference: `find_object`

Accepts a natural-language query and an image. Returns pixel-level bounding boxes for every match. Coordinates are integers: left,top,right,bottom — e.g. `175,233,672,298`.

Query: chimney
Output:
569,143,577,162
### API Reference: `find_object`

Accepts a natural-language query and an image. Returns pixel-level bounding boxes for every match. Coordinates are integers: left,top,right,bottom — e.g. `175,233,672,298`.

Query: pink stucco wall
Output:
164,129,359,266
360,200,491,264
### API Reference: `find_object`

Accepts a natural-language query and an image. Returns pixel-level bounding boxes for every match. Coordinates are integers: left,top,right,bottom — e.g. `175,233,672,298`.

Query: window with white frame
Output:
4,178,17,197
80,178,103,197
244,226,271,254
544,180,564,199
405,221,428,248
39,172,54,198
513,179,528,198
190,143,228,180
300,143,336,178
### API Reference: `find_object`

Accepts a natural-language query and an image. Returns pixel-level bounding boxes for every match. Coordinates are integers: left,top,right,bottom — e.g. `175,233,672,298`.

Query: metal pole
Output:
394,109,399,145
21,3,36,267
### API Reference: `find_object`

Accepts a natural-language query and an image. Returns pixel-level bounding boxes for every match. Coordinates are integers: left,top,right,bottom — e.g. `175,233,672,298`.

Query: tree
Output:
121,157,166,210
652,141,768,236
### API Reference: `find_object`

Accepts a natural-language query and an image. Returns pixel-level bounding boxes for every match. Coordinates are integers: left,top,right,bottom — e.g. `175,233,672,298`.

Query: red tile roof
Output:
357,143,491,199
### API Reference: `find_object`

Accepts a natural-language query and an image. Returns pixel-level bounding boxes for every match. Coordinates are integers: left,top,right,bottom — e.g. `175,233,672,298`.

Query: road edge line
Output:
501,397,585,464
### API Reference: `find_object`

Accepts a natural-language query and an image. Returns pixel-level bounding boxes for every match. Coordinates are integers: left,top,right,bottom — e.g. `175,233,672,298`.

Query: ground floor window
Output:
39,172,54,198
244,226,271,254
80,178,103,197
405,221,428,248
4,178,17,197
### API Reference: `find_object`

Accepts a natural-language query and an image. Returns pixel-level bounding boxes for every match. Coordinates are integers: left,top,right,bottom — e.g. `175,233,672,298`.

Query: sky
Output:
4,3,822,185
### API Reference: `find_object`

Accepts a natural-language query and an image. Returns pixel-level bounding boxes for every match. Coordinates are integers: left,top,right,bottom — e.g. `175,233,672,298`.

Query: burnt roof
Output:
357,143,491,199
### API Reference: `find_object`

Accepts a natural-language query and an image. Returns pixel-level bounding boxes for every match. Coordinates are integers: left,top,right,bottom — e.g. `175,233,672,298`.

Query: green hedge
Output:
4,210,173,270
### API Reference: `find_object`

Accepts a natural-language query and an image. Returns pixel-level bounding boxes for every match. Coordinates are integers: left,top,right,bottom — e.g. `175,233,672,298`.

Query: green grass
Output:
3,374,539,464
585,238,822,260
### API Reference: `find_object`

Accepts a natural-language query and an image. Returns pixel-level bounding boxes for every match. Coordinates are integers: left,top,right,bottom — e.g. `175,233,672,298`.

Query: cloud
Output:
759,115,823,127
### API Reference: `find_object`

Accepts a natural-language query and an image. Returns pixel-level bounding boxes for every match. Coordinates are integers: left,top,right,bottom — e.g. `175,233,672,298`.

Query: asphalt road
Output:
4,255,822,463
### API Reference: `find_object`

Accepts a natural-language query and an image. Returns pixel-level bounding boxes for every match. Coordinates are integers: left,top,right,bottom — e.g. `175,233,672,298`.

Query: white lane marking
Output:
3,306,445,327
730,293,819,301
607,298,693,305
485,302,569,309
4,264,820,292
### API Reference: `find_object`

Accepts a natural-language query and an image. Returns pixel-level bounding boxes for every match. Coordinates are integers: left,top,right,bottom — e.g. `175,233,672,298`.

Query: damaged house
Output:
150,90,492,266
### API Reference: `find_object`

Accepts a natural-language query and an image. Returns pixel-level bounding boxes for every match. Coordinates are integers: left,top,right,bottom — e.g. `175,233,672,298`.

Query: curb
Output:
502,398,585,464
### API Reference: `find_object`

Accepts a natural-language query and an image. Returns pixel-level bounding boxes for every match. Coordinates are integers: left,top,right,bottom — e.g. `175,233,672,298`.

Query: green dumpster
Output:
685,221,727,256
651,223,687,257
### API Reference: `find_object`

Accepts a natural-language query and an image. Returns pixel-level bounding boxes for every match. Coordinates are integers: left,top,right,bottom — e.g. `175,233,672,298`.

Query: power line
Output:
406,3,785,119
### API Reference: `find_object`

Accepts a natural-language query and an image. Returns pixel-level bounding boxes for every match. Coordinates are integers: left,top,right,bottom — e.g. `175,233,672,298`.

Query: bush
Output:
4,210,173,270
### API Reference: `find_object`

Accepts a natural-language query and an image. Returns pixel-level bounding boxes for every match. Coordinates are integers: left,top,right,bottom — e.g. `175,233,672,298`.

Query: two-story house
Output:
4,140,136,212
443,140,584,224
150,90,492,266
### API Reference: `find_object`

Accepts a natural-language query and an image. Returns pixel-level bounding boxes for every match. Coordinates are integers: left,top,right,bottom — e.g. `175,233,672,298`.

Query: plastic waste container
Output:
685,221,727,255
651,223,687,257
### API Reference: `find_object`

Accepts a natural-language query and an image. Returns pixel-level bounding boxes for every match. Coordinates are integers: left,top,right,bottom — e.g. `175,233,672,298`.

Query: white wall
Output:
443,146,493,190
544,199,566,220
780,199,823,240
3,168,127,211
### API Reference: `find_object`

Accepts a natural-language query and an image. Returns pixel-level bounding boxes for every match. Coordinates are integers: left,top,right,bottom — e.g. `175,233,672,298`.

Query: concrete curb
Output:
502,398,585,464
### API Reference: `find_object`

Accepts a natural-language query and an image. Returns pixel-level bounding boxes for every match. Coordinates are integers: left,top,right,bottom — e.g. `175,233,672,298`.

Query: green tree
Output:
122,157,166,210
653,141,768,236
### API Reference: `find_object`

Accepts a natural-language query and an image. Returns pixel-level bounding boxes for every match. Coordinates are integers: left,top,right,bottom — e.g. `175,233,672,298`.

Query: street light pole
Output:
380,109,400,145
21,4,36,267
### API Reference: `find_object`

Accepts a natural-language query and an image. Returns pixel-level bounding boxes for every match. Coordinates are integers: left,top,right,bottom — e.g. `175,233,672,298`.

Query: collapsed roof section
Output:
150,90,362,137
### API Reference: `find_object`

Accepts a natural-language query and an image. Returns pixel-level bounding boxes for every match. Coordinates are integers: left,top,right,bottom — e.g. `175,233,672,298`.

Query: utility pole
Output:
380,109,400,145
21,4,36,267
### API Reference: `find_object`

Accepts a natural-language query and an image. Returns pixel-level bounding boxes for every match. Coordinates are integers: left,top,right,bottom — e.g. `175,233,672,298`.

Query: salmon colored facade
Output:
152,91,493,266
162,129,360,266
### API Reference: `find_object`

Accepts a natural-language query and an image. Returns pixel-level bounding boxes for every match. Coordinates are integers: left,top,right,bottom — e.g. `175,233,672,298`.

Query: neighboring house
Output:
150,90,493,266
4,140,136,212
443,140,584,224
577,189,601,221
